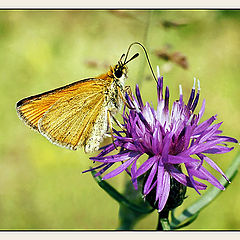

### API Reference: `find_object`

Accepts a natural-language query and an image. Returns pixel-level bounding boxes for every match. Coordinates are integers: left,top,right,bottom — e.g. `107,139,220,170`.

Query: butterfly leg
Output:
107,110,118,150
124,85,133,99
117,86,135,110
109,111,125,131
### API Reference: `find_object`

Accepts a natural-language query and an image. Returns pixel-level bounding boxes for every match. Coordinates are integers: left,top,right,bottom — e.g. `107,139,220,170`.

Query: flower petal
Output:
152,123,163,154
198,99,206,123
157,76,164,102
197,122,223,144
97,140,121,157
156,164,170,212
203,146,234,154
82,163,107,174
198,153,229,181
186,162,224,190
168,155,199,164
193,115,217,135
102,157,136,180
135,84,144,109
167,165,207,190
214,136,238,143
182,138,230,155
90,151,140,163
94,163,114,177
131,158,138,190
162,132,173,163
143,162,158,195
136,155,158,177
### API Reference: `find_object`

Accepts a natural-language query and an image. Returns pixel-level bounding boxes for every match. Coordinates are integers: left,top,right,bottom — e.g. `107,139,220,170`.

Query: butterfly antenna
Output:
124,42,158,83
119,53,125,65
124,53,139,65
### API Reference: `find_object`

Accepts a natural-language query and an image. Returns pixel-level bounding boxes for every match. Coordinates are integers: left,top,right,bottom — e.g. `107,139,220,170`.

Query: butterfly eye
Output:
114,69,123,78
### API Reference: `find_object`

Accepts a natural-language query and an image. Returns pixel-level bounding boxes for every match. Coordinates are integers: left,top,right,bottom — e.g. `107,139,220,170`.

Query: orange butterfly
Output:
16,50,139,153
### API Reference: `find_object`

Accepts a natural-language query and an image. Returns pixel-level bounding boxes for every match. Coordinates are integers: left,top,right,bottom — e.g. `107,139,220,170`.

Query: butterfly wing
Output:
38,88,106,151
17,78,111,152
16,78,100,130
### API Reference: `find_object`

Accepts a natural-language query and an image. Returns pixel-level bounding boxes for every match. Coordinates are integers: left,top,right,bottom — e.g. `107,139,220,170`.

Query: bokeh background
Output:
0,10,239,230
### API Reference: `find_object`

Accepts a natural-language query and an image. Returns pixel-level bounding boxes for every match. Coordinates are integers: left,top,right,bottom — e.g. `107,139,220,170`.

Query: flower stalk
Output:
157,210,170,230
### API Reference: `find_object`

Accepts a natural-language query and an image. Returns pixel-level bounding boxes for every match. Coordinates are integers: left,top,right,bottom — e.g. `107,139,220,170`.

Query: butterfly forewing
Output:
39,89,105,150
16,78,111,151
17,78,99,130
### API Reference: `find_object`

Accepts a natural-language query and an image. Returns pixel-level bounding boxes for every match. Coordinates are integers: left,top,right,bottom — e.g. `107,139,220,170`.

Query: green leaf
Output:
91,170,153,215
171,210,199,229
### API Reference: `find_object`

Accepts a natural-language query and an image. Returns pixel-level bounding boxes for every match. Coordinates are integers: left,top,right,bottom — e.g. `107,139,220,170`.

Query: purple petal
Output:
157,76,163,102
191,90,200,112
91,151,139,163
193,115,217,135
187,83,196,109
125,92,135,109
168,155,199,164
124,166,131,176
122,142,140,152
97,140,121,157
156,164,170,212
132,95,142,112
94,163,114,177
82,163,107,174
183,138,229,155
167,165,207,190
143,102,155,128
136,155,158,177
203,146,234,154
114,136,134,142
102,157,136,180
135,118,145,138
152,123,163,154
143,162,158,195
186,162,225,190
198,99,206,123
198,153,229,182
186,167,201,194
135,84,144,109
184,123,193,150
214,136,238,143
197,122,223,144
179,85,183,104
142,131,153,150
162,132,173,163
131,158,138,190
164,86,169,111
138,112,152,131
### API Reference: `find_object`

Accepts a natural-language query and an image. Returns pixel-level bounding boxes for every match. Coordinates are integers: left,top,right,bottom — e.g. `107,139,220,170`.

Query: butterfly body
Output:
16,63,128,153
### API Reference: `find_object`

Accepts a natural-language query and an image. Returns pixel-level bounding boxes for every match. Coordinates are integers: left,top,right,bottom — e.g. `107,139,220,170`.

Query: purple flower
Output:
88,68,238,212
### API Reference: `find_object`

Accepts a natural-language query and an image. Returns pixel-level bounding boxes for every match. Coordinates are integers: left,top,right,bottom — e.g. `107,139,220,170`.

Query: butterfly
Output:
16,48,139,153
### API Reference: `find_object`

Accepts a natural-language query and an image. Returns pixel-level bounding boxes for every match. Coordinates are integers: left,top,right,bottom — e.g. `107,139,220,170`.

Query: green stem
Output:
117,219,135,230
157,210,170,230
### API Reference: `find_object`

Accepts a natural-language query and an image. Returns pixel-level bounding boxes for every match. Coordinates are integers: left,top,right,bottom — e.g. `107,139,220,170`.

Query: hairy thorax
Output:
84,70,127,153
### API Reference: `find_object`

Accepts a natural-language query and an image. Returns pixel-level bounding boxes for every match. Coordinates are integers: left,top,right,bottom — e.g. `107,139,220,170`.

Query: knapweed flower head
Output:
89,68,238,212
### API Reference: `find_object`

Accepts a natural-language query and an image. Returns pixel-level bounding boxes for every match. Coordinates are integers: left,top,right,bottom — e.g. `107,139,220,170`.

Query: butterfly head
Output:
112,52,139,80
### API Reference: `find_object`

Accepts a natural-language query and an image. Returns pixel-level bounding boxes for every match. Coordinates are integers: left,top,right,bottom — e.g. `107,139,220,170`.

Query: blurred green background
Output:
0,10,239,230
